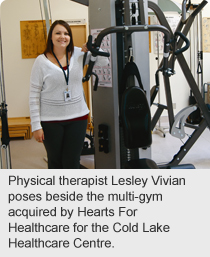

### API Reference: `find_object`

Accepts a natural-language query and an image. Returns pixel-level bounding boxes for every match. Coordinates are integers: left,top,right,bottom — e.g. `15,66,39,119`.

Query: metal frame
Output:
42,0,51,34
0,8,11,169
149,0,209,168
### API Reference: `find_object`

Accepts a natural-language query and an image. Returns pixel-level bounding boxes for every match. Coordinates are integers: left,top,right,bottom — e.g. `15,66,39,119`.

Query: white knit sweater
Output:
29,47,108,132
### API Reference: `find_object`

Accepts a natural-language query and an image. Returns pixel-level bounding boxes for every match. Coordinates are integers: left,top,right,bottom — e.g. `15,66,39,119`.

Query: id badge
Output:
64,90,71,101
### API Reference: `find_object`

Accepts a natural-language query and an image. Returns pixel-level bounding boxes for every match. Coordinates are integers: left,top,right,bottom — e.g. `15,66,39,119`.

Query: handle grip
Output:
82,60,95,83
174,31,190,55
92,72,99,91
86,35,110,57
82,34,109,89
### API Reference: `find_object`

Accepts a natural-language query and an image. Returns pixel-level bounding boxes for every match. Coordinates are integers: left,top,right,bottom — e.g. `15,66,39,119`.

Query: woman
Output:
29,20,108,169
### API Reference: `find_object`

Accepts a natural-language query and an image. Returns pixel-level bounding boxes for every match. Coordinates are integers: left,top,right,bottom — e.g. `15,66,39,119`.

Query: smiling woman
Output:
44,21,73,70
29,19,108,169
51,25,71,50
29,20,89,169
0,0,90,169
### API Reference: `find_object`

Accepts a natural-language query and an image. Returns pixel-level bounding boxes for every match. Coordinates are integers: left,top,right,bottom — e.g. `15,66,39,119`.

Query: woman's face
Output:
51,24,71,51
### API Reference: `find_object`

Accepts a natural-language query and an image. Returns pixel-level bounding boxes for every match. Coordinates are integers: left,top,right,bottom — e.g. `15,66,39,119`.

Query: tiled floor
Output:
8,119,210,169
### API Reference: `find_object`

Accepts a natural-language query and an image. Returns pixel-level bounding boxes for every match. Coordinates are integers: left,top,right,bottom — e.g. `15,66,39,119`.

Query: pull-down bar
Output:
84,24,170,82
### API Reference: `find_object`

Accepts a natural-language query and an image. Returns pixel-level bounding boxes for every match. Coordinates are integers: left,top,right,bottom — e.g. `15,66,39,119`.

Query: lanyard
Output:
52,51,69,86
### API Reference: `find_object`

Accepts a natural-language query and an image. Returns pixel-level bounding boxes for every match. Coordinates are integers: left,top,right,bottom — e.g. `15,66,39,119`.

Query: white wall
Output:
0,0,88,118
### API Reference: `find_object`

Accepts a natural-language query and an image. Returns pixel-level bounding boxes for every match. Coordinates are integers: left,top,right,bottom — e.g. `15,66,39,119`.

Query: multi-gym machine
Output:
86,0,171,169
86,0,209,169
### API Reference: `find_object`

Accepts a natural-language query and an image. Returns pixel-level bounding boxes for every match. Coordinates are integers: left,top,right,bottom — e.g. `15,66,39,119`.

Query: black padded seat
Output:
124,158,159,169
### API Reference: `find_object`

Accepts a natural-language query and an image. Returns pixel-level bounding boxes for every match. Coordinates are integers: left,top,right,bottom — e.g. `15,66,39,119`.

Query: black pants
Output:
41,119,87,169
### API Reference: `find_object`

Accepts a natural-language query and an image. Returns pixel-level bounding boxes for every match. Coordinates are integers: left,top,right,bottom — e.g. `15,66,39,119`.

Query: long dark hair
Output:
43,20,74,55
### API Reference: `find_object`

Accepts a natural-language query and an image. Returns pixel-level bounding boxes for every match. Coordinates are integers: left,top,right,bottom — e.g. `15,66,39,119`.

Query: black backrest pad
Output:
119,61,144,97
121,86,152,149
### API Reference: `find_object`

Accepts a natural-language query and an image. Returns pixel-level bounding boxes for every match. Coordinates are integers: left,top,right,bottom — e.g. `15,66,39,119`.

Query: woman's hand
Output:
81,43,88,52
33,129,45,143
